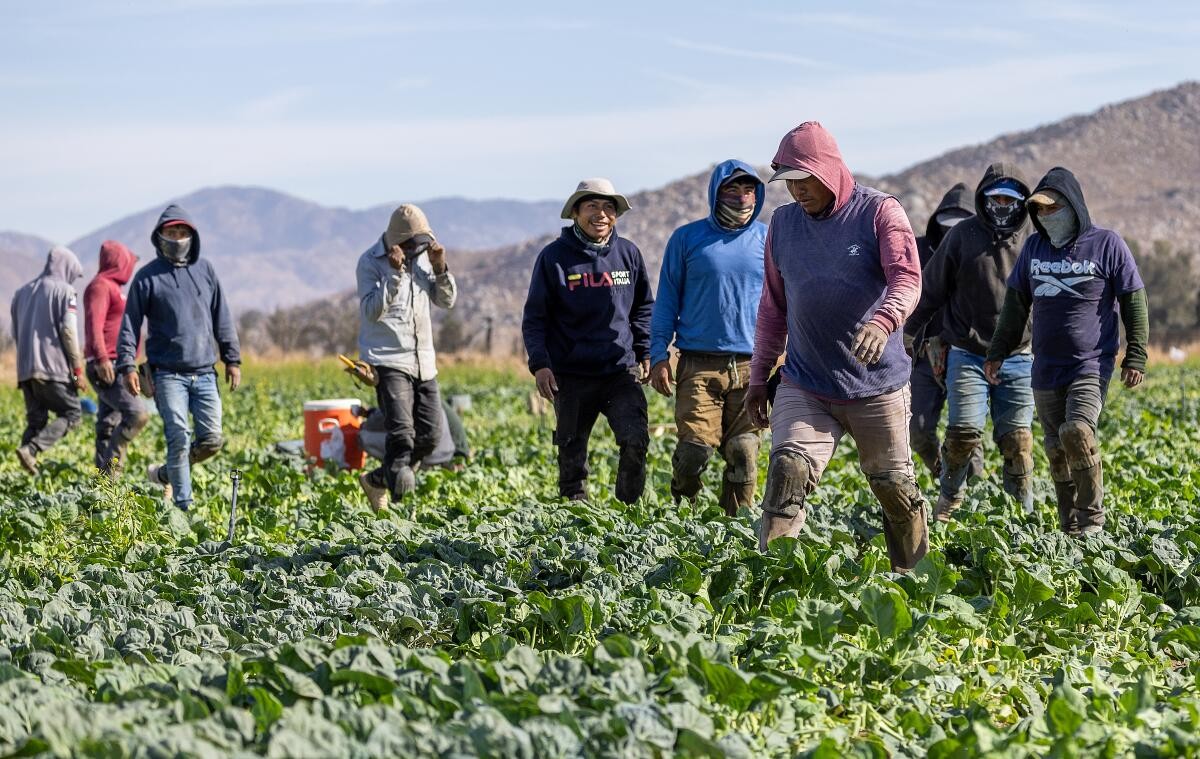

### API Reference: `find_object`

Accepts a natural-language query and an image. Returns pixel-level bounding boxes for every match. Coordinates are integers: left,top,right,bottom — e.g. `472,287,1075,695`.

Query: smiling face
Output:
573,197,618,241
786,175,835,216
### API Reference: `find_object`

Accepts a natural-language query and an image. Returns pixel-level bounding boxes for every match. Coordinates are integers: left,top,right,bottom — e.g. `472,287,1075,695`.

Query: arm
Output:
749,227,787,386
629,249,654,364
57,292,84,380
357,253,396,323
521,253,552,374
904,230,956,340
1118,288,1149,373
116,276,145,375
209,266,241,367
986,287,1032,363
649,231,684,366
430,268,457,310
83,281,109,361
870,198,922,335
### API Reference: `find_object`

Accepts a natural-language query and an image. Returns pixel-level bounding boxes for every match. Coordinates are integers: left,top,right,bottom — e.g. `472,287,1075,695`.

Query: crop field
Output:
0,359,1199,757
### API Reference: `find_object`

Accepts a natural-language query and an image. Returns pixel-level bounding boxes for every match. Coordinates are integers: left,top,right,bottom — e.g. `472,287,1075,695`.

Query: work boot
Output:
15,445,38,476
359,472,388,513
758,511,806,552
146,463,173,502
1053,480,1078,534
933,493,962,523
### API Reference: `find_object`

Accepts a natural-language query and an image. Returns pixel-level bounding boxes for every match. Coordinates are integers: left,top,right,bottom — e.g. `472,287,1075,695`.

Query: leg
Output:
153,372,193,510
717,357,760,515
937,349,989,520
991,354,1036,512
410,379,443,465
1033,386,1073,533
107,376,150,473
24,380,81,455
760,382,840,551
670,354,723,502
373,367,418,499
554,378,602,501
603,373,649,504
189,372,224,465
908,355,946,478
88,363,120,471
1060,376,1107,533
20,382,49,448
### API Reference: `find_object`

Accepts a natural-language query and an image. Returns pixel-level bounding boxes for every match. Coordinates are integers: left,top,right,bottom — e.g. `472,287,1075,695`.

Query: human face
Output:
573,198,618,241
160,224,193,241
786,176,835,216
719,179,758,209
1034,200,1066,217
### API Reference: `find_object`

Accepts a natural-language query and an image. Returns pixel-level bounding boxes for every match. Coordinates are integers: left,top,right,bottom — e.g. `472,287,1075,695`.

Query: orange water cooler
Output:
303,399,367,470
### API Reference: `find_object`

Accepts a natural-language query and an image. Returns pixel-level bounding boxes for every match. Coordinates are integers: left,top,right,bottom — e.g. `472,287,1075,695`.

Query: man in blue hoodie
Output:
117,205,241,511
522,178,654,504
649,161,766,516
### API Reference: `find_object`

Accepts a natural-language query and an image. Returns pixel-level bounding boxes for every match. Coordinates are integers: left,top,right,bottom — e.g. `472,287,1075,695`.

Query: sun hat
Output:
560,178,631,219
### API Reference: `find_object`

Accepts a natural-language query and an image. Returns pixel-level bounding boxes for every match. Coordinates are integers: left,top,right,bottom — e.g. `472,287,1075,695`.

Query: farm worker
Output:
905,164,1036,519
117,205,241,511
648,160,766,515
10,246,86,475
355,204,457,511
83,240,149,475
986,167,1148,536
906,182,983,482
745,122,928,572
522,178,655,504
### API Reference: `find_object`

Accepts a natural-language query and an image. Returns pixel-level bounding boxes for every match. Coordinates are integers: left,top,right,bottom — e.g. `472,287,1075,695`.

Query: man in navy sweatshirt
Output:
117,205,241,511
522,178,654,504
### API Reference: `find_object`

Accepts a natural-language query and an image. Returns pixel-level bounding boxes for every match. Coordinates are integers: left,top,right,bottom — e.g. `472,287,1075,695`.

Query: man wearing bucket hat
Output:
522,178,654,504
117,205,241,511
905,164,1036,521
649,160,766,516
355,203,457,511
986,167,1149,536
744,122,928,573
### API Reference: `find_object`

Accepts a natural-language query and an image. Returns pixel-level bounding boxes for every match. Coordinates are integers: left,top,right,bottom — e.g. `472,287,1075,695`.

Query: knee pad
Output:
942,426,983,469
1059,421,1099,470
190,435,224,464
869,472,925,524
1045,440,1071,482
998,428,1034,477
671,441,712,498
760,451,810,518
128,411,151,435
721,433,760,485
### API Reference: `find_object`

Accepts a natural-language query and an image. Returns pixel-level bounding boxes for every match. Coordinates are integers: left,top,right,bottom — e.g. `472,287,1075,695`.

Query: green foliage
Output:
0,359,1198,756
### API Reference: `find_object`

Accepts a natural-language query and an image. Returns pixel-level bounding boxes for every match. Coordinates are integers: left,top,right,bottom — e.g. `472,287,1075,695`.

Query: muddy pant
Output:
672,351,760,515
87,361,149,473
555,371,648,504
367,367,441,500
767,380,927,572
1034,375,1107,534
19,379,81,455
910,353,983,481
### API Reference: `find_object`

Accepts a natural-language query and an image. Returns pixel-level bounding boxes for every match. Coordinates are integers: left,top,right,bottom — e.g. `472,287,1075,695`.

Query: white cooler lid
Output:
303,398,361,411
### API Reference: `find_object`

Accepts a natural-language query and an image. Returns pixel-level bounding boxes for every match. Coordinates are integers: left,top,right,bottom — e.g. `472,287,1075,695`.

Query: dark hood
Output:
974,162,1031,234
98,240,137,285
707,159,765,229
152,204,201,265
923,182,974,251
41,245,83,284
1028,166,1094,243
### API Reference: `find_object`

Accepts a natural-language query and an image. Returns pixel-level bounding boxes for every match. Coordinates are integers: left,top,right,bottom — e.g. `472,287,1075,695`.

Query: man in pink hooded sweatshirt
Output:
745,122,927,572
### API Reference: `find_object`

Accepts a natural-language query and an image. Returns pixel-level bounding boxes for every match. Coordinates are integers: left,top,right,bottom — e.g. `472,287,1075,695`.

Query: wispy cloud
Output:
237,86,312,120
665,37,833,70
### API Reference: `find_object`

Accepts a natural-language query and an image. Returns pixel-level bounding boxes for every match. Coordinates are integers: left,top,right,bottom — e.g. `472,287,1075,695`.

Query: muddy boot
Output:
670,440,712,502
1061,421,1105,533
939,425,982,512
933,493,962,523
615,443,647,504
359,472,388,513
871,472,928,572
718,433,759,517
15,445,39,476
1046,441,1076,534
757,451,810,552
999,428,1035,514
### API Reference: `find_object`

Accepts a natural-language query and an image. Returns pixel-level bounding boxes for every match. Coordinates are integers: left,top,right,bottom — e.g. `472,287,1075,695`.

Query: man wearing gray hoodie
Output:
11,246,87,474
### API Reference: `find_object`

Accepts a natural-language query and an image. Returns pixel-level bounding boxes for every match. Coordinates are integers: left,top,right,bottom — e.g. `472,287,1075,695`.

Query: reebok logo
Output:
1032,258,1098,276
1030,258,1099,298
567,270,631,291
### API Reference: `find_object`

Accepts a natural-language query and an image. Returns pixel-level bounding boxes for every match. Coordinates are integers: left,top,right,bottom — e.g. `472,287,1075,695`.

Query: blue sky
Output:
1,0,1197,242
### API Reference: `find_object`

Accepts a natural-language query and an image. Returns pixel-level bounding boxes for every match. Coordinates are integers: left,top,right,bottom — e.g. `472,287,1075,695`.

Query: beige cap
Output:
385,204,436,248
1027,190,1065,206
560,178,631,219
769,166,812,182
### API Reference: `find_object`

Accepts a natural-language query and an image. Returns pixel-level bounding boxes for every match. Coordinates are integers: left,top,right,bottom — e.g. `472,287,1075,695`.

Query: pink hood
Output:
772,121,856,213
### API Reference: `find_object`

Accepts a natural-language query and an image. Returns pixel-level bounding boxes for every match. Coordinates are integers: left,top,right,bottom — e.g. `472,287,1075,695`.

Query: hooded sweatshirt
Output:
996,167,1146,389
649,160,767,365
84,240,137,362
905,163,1031,357
910,183,974,347
522,226,654,376
116,205,240,375
11,246,84,384
749,122,922,400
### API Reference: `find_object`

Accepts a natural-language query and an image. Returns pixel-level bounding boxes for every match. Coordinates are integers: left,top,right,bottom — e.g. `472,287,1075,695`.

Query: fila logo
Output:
847,244,863,256
567,270,631,291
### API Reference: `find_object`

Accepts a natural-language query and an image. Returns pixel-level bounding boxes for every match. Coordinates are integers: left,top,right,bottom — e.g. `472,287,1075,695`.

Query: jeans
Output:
153,370,223,510
87,362,149,473
20,379,81,455
554,371,648,504
368,367,442,499
942,348,1034,502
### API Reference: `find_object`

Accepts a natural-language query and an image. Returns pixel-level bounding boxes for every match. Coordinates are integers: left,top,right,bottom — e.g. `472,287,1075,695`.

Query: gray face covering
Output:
157,233,192,266
1038,206,1079,248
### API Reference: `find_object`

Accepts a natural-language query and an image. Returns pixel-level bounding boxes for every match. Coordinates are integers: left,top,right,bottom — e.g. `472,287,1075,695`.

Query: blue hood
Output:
707,159,765,231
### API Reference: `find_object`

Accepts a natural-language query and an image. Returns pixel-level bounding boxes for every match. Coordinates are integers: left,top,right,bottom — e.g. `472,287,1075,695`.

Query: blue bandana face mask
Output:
1039,206,1079,248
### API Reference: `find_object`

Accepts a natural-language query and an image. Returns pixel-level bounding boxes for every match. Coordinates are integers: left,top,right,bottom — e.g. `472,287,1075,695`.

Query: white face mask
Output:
1039,206,1079,248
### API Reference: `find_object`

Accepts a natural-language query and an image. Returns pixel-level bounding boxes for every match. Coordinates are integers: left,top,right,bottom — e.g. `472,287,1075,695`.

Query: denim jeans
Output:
942,348,1033,501
153,370,223,510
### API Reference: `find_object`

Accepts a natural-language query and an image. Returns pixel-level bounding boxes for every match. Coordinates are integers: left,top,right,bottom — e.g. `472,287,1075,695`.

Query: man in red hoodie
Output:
84,240,148,474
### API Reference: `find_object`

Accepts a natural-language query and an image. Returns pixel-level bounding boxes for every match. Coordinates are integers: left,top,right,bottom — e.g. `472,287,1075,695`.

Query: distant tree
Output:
437,312,468,354
1128,239,1200,345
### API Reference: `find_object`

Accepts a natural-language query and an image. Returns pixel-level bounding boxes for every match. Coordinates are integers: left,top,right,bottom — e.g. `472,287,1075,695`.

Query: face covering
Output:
716,200,754,229
1038,206,1079,248
157,232,192,266
983,196,1022,231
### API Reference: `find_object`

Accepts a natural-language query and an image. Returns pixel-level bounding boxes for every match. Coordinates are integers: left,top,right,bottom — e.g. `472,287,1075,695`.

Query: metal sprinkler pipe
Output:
228,469,242,543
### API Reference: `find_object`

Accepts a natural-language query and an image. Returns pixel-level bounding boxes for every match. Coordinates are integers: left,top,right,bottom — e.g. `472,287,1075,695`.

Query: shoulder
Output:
614,235,644,259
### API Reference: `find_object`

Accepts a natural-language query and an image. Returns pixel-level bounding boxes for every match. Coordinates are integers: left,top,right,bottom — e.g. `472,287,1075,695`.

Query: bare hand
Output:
387,244,406,270
535,368,558,400
74,373,88,393
638,359,651,385
649,360,673,397
427,242,447,273
124,371,141,397
96,359,116,386
1121,367,1144,388
226,364,242,392
928,338,949,379
745,384,770,429
983,359,1002,386
851,322,888,365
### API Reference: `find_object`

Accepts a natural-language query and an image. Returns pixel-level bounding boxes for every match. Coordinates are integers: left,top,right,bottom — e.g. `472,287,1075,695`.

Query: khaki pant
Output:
672,352,760,514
